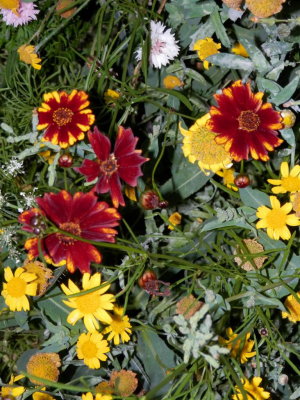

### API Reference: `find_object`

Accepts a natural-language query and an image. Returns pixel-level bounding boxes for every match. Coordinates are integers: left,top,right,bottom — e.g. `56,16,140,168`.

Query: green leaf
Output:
237,37,271,75
201,217,253,232
280,128,296,147
256,78,281,96
210,9,231,48
269,76,300,105
206,53,254,71
155,88,193,110
239,187,269,209
185,68,209,88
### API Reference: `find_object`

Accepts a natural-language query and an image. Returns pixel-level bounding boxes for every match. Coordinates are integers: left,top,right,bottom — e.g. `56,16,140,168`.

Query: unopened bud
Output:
278,374,288,385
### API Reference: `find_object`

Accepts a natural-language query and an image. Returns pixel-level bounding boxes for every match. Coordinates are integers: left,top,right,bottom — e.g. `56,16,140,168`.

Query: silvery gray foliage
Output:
174,304,229,366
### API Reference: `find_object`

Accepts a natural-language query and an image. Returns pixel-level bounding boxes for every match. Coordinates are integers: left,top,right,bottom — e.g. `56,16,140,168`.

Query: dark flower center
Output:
59,221,81,245
53,107,74,126
238,110,260,132
100,154,118,175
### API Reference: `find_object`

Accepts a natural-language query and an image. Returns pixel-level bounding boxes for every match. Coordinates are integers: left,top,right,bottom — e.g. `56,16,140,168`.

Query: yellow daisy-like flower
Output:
77,332,110,369
231,43,249,58
256,196,300,240
179,114,232,175
22,259,53,296
163,75,183,89
246,0,286,18
33,387,55,400
103,306,132,345
26,352,61,385
268,162,300,193
290,192,300,217
17,45,42,70
0,375,25,398
61,272,115,332
168,212,182,230
281,291,300,323
1,267,37,311
0,0,19,14
82,393,112,400
193,37,221,69
216,168,238,191
232,377,270,400
104,89,120,105
219,328,256,363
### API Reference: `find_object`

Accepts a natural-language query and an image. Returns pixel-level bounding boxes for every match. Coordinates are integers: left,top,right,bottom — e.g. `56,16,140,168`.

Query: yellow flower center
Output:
281,176,300,192
81,340,98,358
110,316,126,334
74,292,100,314
238,110,260,132
59,222,81,245
265,209,287,229
53,107,74,126
100,154,118,176
6,277,27,298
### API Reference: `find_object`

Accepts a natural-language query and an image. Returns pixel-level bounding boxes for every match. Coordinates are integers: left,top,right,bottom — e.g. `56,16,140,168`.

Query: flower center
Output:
59,222,81,245
152,39,165,55
265,209,287,229
100,154,118,176
6,277,27,298
75,292,100,314
238,110,260,132
81,340,98,358
110,316,125,334
53,107,74,126
281,176,300,192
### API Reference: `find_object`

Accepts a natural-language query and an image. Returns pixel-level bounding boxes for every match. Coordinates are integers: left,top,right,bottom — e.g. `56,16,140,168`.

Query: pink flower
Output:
1,2,39,27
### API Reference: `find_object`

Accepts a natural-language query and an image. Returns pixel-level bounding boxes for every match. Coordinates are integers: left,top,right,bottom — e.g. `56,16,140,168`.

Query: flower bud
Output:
281,109,296,129
58,154,73,168
140,190,160,210
278,374,288,385
138,270,157,289
234,174,250,188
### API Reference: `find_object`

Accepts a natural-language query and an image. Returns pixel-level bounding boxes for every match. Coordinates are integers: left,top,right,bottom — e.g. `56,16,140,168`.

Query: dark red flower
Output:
74,126,148,207
18,190,121,273
206,80,283,161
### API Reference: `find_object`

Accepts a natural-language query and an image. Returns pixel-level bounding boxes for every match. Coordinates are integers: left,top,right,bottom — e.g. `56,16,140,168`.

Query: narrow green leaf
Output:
155,87,193,110
210,9,231,48
270,76,300,105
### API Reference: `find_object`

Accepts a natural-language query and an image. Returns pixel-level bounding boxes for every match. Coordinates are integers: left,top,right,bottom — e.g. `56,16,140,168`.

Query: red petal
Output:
37,191,72,225
69,191,98,222
65,241,101,273
114,126,139,157
44,233,66,264
257,107,283,129
88,127,111,161
110,173,125,207
95,174,111,193
74,159,100,182
118,153,146,186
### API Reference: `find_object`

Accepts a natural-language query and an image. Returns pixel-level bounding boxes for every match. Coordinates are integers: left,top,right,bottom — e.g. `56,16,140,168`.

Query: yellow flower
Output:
61,272,115,332
232,377,270,400
281,291,300,323
17,45,42,70
193,37,221,69
1,267,37,311
168,212,182,230
290,192,300,217
163,75,183,89
33,388,55,400
222,0,242,10
103,306,132,345
268,162,300,193
231,43,249,58
0,375,25,398
179,114,232,175
246,0,286,18
104,89,120,104
216,168,238,191
256,196,300,240
219,328,256,363
77,332,110,369
281,109,296,129
26,353,61,385
22,259,53,296
234,239,268,271
82,393,112,400
0,0,19,14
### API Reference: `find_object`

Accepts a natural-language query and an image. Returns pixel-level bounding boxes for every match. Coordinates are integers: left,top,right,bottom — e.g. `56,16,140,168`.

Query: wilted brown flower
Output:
234,239,267,271
246,0,286,18
109,370,138,397
26,353,61,385
176,295,203,319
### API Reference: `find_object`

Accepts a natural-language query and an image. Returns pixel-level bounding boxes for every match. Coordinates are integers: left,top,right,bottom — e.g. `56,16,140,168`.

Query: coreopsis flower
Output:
82,393,112,400
1,267,37,311
234,239,268,271
1,1,39,27
219,328,256,363
135,21,180,69
256,196,300,240
268,162,300,194
193,37,221,69
163,75,183,89
0,375,25,398
231,43,249,58
74,126,148,208
0,0,19,14
26,353,61,385
61,272,115,331
19,190,121,273
77,332,110,369
18,44,41,70
207,80,283,161
216,168,238,191
109,370,138,397
168,212,182,230
179,114,232,174
22,259,53,296
103,306,132,345
246,0,286,18
232,377,270,400
176,295,203,320
33,388,55,400
37,90,95,148
281,291,300,323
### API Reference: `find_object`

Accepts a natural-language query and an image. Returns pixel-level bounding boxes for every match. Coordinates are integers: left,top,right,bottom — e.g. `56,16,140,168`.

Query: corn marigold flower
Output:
179,114,232,174
231,43,249,58
19,190,121,274
109,370,138,397
37,90,95,149
103,306,132,345
135,21,180,69
82,393,112,400
232,377,270,400
207,80,283,161
176,295,203,320
22,259,53,296
77,331,110,369
219,328,256,363
281,291,300,323
61,272,115,331
17,44,41,70
1,267,37,311
168,212,182,230
246,0,286,18
216,168,238,191
0,375,25,398
268,162,300,194
74,126,148,208
26,353,61,385
33,388,55,400
1,1,39,27
256,196,300,240
234,239,267,271
193,37,221,70
163,75,183,89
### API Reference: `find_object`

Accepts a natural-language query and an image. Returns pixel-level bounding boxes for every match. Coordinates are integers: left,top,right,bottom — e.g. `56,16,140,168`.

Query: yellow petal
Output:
270,196,280,209
280,161,289,178
290,165,300,177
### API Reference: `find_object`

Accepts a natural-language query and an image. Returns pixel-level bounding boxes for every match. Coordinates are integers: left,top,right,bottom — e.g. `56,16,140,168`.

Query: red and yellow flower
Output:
37,90,95,148
18,190,121,273
207,80,283,161
75,126,148,208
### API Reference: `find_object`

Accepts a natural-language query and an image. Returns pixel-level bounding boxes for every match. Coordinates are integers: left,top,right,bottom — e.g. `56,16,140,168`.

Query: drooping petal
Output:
88,127,111,161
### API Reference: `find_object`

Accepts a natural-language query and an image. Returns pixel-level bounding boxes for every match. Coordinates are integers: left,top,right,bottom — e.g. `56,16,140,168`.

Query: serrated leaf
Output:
270,76,300,105
239,187,269,209
206,53,254,71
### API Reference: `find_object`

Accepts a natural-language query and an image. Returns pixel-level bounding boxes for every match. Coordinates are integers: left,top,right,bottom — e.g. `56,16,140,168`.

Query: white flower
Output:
136,21,180,69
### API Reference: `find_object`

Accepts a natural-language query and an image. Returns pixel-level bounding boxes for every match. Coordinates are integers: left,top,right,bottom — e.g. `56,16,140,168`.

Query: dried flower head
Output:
290,192,300,217
22,259,53,296
109,370,138,397
56,0,76,18
26,353,61,385
176,295,203,319
222,0,243,10
246,0,286,18
234,239,267,271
